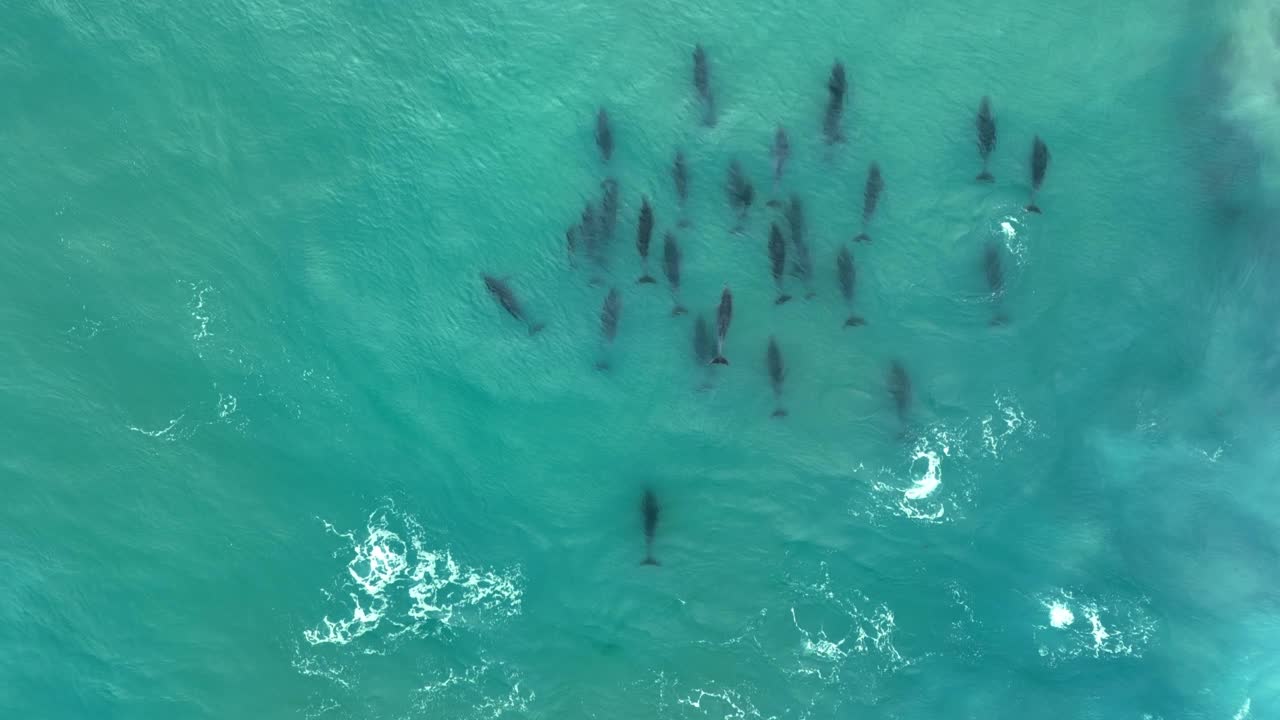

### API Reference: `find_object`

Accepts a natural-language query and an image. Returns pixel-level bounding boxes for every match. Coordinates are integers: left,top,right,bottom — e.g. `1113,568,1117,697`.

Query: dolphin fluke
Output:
596,359,611,371
853,232,871,243
990,312,1008,326
771,408,788,418
637,275,657,284
765,199,782,208
775,294,792,305
641,556,660,566
976,171,994,182
844,315,866,328
528,322,547,336
678,218,691,228
711,356,729,365
1025,204,1041,214
672,304,688,317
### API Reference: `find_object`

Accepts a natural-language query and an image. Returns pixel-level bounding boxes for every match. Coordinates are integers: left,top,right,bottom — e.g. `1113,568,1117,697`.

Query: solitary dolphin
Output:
836,246,865,327
888,360,912,425
975,97,996,182
727,160,755,231
693,44,716,126
768,223,792,304
768,126,790,208
483,275,545,335
786,195,815,298
1026,135,1050,213
640,488,661,566
673,150,690,227
984,241,1008,325
766,336,787,418
711,287,733,365
596,108,614,162
636,197,656,283
823,61,848,144
663,232,686,316
854,162,883,242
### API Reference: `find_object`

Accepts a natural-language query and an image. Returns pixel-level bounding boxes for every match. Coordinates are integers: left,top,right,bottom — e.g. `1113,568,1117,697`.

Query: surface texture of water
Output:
3,1,1279,718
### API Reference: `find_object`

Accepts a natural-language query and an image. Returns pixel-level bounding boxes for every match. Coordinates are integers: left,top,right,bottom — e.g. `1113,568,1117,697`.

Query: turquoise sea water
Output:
4,1,1280,718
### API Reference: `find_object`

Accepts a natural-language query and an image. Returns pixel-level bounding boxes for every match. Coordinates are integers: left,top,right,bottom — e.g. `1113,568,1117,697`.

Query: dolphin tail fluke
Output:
805,291,817,300
637,275,657,284
596,359,611,371
528,322,547,336
671,304,688,317
711,356,729,366
844,315,866,328
641,556,660,566
775,294,792,305
678,218,691,228
1026,201,1042,214
766,199,782,209
990,312,1008,326
976,170,995,182
771,408,788,418
853,232,870,243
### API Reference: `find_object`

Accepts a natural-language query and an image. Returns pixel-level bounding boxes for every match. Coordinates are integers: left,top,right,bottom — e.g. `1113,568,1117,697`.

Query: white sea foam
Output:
128,414,185,439
787,561,908,678
981,392,1037,458
1234,697,1252,720
1035,590,1155,663
1049,602,1075,628
679,686,774,720
303,508,522,648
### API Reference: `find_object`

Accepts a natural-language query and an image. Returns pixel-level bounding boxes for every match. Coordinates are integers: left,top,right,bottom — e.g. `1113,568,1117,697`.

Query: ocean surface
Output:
3,1,1280,718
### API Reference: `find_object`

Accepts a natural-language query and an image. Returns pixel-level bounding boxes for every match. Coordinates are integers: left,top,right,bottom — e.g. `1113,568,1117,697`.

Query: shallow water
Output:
3,1,1279,718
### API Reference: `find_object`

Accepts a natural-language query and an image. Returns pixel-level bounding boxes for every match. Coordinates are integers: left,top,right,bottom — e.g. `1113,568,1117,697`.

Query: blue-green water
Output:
4,1,1280,718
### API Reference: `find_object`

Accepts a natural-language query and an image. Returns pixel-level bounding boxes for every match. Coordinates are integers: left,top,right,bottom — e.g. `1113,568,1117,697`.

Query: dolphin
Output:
711,287,733,365
482,275,545,335
693,44,716,126
596,108,614,162
601,287,621,343
888,360,912,425
693,314,714,365
663,232,686,316
673,150,690,227
837,246,865,327
596,287,622,370
767,126,790,207
823,61,848,144
975,97,996,182
1026,135,1050,213
601,178,620,241
566,225,578,268
727,160,755,232
984,241,1008,325
768,223,792,304
786,195,815,297
766,336,787,418
854,162,883,242
640,488,661,566
636,197,656,283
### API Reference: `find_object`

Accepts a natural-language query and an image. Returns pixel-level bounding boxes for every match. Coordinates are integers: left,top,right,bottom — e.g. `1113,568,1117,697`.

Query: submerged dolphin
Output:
1027,135,1050,213
711,287,733,365
766,336,787,418
482,275,545,335
641,488,661,566
975,96,996,182
854,162,883,243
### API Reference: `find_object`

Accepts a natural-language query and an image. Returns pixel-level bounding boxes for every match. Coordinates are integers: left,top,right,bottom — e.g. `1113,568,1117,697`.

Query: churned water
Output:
3,0,1280,718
